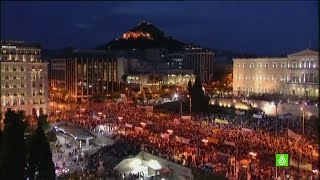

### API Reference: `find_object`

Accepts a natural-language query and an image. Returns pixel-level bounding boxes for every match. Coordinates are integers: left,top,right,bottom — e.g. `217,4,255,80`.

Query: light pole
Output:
298,105,305,178
187,95,191,117
300,106,305,135
180,96,182,120
125,87,129,99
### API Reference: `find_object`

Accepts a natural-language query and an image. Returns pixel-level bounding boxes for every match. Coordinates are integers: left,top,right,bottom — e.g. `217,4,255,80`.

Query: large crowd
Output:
54,101,319,179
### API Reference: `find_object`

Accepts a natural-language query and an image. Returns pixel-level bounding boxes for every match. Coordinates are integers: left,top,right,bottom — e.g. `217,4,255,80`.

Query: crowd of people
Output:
53,101,319,179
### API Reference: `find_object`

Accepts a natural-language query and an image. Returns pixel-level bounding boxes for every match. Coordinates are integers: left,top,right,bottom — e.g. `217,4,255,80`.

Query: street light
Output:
298,105,305,178
125,87,129,99
187,94,191,117
300,106,305,135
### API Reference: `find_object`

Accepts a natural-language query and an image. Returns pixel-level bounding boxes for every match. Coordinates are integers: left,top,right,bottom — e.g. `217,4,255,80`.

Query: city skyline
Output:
1,1,319,55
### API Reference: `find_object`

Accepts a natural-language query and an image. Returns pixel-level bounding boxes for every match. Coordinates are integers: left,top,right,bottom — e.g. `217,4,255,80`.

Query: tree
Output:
28,115,55,180
191,76,210,113
1,109,27,180
121,74,128,83
187,80,192,93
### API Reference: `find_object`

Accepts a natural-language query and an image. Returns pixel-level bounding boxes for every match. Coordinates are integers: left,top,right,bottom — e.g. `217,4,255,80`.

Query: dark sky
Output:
1,1,319,55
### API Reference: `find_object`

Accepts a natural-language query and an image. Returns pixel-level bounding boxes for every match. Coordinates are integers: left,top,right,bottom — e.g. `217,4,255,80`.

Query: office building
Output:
166,49,215,83
233,49,319,97
50,49,128,103
1,41,48,116
126,69,195,91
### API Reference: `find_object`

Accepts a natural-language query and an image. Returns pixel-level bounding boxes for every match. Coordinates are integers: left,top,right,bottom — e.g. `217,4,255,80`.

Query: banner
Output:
289,159,312,171
125,123,133,128
253,114,262,119
235,110,245,115
224,140,236,146
207,137,219,144
241,128,253,133
135,127,144,133
288,129,301,140
92,115,100,120
160,113,168,117
215,119,229,125
175,136,190,144
181,116,191,120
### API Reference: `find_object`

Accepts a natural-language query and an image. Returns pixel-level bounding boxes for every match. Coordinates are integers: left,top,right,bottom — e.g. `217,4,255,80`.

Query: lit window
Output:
273,63,277,68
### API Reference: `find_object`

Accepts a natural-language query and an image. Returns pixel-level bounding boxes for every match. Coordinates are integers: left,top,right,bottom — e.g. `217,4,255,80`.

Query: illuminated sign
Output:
2,45,16,49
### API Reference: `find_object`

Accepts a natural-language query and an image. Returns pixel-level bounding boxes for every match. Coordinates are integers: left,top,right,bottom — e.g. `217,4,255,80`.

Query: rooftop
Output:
288,49,319,57
1,40,41,49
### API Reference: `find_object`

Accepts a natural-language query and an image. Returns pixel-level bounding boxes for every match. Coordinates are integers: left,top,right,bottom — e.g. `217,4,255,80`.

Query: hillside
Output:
101,21,188,52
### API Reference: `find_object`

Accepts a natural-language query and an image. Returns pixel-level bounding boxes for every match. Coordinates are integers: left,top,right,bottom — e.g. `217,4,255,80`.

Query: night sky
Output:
1,1,319,55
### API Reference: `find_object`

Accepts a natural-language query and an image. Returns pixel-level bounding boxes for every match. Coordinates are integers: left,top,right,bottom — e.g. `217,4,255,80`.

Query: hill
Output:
100,21,188,52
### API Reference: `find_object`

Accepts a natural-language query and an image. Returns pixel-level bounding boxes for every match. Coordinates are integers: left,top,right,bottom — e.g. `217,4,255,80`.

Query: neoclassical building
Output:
1,41,48,116
233,49,319,97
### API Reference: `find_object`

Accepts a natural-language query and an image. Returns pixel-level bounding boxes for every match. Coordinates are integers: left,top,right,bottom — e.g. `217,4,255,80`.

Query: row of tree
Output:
0,109,55,180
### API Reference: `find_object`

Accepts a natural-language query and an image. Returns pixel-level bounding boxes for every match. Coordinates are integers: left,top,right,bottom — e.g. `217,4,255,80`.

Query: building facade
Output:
50,58,66,90
126,69,195,91
233,49,319,97
52,49,127,103
284,49,319,97
166,50,215,83
1,41,48,116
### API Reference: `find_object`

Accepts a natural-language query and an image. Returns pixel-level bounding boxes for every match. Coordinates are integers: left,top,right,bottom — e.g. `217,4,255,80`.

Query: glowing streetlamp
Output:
187,94,192,117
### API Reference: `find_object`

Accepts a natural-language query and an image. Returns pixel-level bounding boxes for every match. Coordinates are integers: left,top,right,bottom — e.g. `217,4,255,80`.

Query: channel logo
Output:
275,154,289,167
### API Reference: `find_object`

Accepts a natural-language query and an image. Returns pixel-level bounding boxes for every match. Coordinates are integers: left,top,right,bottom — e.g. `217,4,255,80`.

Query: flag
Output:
287,129,301,140
224,140,236,146
289,158,312,171
181,116,191,120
